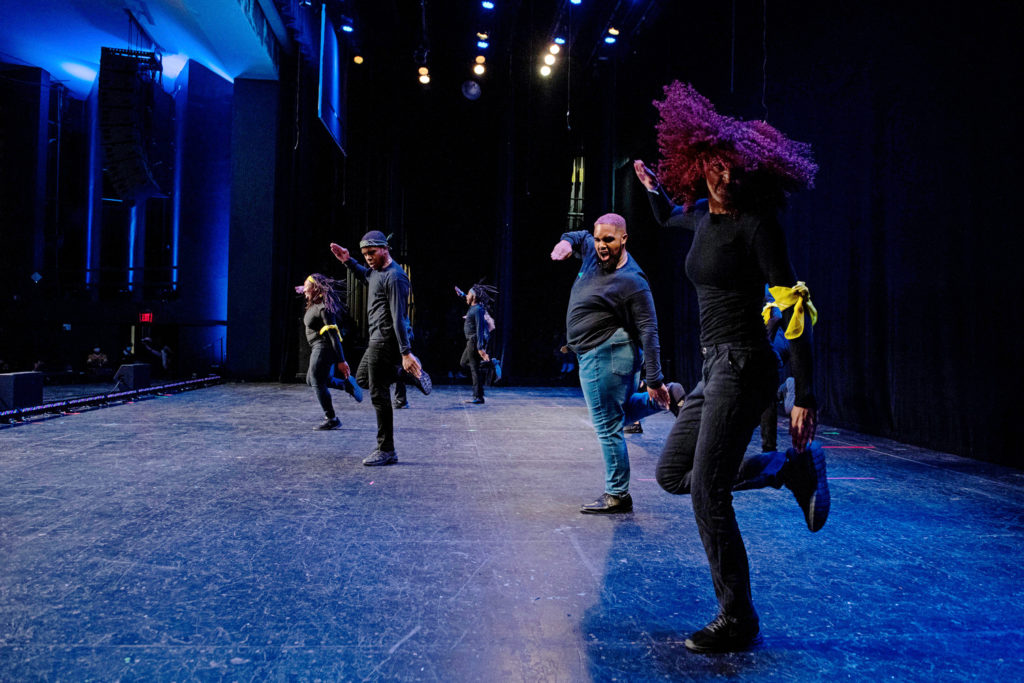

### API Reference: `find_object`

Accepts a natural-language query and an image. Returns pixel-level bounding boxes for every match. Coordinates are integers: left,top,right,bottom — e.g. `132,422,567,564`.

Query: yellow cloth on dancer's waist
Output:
764,282,817,339
319,324,341,341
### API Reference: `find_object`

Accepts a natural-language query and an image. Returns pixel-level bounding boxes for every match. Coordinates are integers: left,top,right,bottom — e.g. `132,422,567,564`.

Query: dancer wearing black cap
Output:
330,231,432,466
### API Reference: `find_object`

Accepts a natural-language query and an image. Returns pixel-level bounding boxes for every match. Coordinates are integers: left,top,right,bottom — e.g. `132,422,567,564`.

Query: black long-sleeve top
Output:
560,229,664,389
647,189,815,409
343,259,413,354
304,302,346,362
464,304,487,346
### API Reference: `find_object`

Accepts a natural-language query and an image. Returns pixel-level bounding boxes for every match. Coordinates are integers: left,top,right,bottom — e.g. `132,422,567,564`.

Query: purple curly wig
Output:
653,81,818,213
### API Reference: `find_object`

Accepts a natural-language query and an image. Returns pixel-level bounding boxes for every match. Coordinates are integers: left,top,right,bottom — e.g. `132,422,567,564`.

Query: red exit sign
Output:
139,312,153,323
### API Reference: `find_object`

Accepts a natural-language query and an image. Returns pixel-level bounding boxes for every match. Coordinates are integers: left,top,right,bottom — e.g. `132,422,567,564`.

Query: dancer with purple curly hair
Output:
633,81,828,653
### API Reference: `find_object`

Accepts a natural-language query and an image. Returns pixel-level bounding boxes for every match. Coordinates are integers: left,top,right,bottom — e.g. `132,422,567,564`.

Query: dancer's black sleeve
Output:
646,189,703,231
343,259,370,283
472,306,487,347
624,288,664,389
752,217,815,410
321,309,346,363
387,273,413,355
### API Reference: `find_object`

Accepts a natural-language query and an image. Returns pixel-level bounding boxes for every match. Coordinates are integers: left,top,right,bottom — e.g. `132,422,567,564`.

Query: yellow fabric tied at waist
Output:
766,282,817,340
318,324,342,341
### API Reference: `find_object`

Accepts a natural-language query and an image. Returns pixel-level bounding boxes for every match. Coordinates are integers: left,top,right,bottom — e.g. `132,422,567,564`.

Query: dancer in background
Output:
331,232,431,466
456,283,497,404
297,273,362,430
634,81,826,653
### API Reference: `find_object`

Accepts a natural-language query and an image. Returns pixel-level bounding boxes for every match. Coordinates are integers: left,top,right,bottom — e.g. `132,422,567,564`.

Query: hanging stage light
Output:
462,80,482,100
549,44,560,54
353,55,364,64
540,65,552,77
543,54,556,66
473,64,485,76
477,40,489,49
604,36,616,44
475,55,486,64
608,27,620,36
481,1,495,8
554,37,566,45
419,74,431,84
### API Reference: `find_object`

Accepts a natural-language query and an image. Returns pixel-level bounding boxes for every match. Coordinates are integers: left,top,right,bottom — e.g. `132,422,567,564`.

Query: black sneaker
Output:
684,613,762,653
464,397,485,404
402,369,432,396
667,382,686,417
783,441,830,532
624,422,643,434
315,416,341,430
580,492,633,514
362,449,398,466
393,399,409,409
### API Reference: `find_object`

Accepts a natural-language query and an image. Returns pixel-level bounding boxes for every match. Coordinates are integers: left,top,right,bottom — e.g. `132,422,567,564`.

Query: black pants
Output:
656,342,787,620
460,338,486,400
307,343,344,418
356,340,406,452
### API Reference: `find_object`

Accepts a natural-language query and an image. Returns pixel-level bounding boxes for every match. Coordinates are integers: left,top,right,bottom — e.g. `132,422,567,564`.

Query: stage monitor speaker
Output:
0,371,44,410
113,363,151,391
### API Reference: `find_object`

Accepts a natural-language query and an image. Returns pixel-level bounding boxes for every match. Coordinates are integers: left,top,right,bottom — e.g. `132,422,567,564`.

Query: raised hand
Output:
633,159,660,192
550,239,573,261
330,243,350,262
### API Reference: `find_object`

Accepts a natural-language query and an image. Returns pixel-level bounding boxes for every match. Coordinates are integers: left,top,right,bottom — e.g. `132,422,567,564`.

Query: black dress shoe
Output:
401,369,432,395
783,441,830,532
315,416,341,430
667,382,686,417
684,613,762,653
580,492,633,514
624,422,643,434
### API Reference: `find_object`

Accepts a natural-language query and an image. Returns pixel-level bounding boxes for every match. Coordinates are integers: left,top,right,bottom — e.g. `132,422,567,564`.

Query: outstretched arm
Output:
633,159,701,231
331,243,369,282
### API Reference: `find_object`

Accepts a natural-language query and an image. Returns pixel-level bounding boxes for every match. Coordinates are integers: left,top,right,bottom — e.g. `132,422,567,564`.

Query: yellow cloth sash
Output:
764,282,817,340
318,324,341,341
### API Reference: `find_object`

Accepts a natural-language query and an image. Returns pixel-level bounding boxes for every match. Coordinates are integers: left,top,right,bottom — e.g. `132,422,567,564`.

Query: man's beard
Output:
598,253,618,272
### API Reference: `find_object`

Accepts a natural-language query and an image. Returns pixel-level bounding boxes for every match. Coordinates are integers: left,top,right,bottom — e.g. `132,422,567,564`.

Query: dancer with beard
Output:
551,213,685,513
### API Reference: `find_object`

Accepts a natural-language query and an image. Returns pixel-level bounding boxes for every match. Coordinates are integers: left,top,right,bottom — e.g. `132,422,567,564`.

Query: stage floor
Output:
2,384,1022,681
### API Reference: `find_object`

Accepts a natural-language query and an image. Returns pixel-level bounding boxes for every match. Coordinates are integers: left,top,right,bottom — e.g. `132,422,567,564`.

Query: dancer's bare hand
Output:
294,284,305,294
633,160,660,191
550,240,573,260
330,243,349,262
790,406,816,452
402,353,423,379
648,384,671,409
478,349,490,362
335,361,350,379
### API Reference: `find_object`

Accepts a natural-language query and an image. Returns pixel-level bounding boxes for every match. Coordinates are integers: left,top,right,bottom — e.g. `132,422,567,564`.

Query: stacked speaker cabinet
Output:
98,48,163,202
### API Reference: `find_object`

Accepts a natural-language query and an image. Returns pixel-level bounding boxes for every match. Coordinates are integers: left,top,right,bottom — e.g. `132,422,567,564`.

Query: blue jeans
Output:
577,328,664,496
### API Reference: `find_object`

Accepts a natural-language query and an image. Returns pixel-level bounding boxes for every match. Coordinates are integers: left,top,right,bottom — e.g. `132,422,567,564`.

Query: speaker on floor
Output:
0,371,44,410
112,363,151,391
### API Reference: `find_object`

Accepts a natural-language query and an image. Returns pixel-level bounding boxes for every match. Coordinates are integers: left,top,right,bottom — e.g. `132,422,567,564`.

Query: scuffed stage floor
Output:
2,383,1022,681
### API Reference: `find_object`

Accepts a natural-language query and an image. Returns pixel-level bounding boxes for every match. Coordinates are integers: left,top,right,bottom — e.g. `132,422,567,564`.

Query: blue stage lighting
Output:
482,1,495,8
61,62,97,83
554,37,566,45
477,40,489,49
604,36,616,44
341,24,354,33
570,0,581,5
